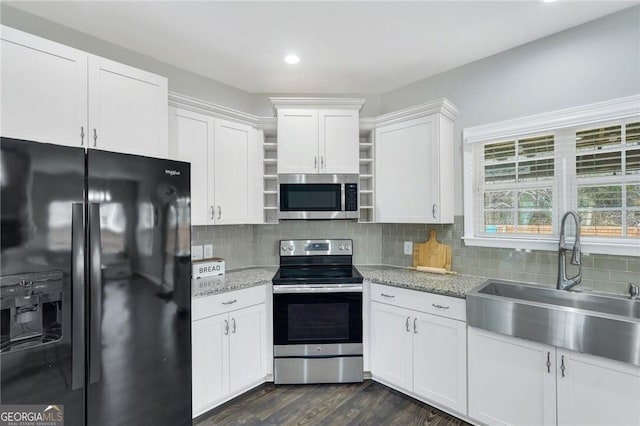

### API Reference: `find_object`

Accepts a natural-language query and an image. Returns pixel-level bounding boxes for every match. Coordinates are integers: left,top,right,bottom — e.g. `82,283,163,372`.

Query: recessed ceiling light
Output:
284,54,300,65
542,0,556,3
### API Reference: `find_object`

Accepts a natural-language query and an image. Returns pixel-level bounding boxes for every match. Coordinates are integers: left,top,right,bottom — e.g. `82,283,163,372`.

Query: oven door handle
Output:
273,284,363,294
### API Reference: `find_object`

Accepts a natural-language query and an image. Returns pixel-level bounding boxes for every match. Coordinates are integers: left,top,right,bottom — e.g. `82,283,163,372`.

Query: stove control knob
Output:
288,245,294,252
346,244,351,251
339,244,344,250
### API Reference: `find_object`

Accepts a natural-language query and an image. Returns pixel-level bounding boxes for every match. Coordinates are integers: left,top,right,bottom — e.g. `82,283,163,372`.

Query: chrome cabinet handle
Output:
546,352,551,373
210,205,214,220
217,206,222,220
432,204,437,218
560,355,566,377
432,304,449,309
314,156,317,169
80,126,85,146
224,320,229,335
380,293,395,298
405,317,410,332
413,318,418,334
222,299,237,305
93,128,98,147
232,318,236,334
321,156,324,169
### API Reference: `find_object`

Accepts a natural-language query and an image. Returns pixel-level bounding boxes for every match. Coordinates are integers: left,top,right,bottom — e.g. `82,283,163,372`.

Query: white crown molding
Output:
169,91,260,126
269,97,366,114
257,116,277,132
463,94,640,144
359,117,376,132
375,98,459,127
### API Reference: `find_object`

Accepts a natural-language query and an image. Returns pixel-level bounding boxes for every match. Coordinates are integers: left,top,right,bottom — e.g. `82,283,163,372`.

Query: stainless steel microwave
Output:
278,174,359,220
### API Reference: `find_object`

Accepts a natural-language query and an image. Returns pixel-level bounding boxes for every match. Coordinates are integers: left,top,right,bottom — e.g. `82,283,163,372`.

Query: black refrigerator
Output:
0,138,192,425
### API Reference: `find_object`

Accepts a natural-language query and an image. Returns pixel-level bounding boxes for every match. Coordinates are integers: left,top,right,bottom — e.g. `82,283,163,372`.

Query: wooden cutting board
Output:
412,229,452,271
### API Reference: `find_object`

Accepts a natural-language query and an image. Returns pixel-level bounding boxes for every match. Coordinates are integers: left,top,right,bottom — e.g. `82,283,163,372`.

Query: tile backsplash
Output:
381,216,639,296
193,216,638,296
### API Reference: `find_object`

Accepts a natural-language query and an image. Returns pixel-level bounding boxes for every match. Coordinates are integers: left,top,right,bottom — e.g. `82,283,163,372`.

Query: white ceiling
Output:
5,1,637,94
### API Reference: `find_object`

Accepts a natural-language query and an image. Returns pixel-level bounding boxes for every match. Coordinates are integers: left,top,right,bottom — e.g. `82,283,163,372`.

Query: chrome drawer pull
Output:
222,299,237,305
432,304,450,309
381,293,395,298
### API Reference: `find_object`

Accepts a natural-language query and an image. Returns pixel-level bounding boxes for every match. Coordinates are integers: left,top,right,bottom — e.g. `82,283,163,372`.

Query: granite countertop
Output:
191,267,277,299
357,265,487,299
191,265,488,300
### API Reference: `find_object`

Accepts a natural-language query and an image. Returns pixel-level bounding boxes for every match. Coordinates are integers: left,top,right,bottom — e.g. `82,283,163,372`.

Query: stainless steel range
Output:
272,239,364,384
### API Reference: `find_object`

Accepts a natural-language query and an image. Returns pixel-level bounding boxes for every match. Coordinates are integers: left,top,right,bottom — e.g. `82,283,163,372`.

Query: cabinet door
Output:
277,109,319,174
213,119,254,224
1,25,87,147
228,304,267,394
557,349,640,426
169,107,214,225
319,109,359,174
192,313,230,417
375,116,439,223
370,302,413,391
88,55,168,158
413,313,467,415
468,327,556,426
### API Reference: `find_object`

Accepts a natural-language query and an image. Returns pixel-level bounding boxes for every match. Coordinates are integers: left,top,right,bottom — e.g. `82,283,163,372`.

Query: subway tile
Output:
593,257,627,272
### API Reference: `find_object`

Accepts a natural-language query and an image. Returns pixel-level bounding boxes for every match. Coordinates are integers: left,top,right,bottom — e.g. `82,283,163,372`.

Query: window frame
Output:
463,95,640,256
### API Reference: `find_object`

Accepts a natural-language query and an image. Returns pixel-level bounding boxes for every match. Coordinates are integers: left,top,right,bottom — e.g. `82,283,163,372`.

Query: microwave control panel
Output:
345,183,358,211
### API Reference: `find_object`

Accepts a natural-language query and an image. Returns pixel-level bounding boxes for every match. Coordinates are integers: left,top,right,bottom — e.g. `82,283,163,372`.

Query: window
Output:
483,135,554,236
463,95,640,256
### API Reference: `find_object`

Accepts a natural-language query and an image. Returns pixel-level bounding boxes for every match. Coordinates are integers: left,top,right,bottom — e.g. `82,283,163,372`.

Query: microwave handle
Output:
341,183,346,212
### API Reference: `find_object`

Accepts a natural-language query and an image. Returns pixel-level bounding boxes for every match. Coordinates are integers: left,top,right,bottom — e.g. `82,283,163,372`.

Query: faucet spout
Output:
557,211,582,291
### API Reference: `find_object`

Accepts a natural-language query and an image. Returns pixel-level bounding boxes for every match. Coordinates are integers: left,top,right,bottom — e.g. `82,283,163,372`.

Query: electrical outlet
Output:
404,241,413,255
204,244,213,259
191,245,203,260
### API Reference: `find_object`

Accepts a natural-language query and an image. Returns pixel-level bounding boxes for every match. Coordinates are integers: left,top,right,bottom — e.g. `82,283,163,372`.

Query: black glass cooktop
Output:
272,265,363,285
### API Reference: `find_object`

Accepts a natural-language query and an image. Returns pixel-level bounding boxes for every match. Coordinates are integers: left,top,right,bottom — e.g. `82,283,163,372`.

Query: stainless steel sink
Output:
467,279,640,366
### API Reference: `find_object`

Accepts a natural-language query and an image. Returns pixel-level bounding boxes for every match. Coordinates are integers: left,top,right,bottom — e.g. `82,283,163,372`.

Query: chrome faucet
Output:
557,211,582,291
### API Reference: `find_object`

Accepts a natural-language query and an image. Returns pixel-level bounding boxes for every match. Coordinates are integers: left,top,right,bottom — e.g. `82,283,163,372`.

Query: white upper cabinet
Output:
319,109,359,174
276,109,319,174
1,25,87,147
169,107,214,226
213,118,258,225
375,99,457,224
272,98,364,175
169,104,260,226
1,26,168,158
87,55,168,157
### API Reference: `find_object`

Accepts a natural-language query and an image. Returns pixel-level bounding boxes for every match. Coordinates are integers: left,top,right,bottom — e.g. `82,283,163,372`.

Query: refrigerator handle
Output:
71,203,86,390
89,203,103,384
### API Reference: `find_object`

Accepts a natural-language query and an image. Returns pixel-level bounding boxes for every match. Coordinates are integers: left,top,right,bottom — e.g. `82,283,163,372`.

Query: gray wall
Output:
0,4,254,113
381,5,640,215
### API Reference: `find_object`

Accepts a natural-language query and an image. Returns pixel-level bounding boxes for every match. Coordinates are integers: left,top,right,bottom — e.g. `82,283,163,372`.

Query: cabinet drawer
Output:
193,285,267,321
370,283,465,321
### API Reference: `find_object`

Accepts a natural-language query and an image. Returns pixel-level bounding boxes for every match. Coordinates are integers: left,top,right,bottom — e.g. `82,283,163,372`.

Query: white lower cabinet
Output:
468,327,640,426
191,286,268,418
468,327,556,426
369,284,467,416
556,349,640,426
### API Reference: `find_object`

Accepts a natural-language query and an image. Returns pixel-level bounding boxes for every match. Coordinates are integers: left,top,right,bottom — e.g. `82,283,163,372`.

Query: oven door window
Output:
280,184,341,212
273,292,362,345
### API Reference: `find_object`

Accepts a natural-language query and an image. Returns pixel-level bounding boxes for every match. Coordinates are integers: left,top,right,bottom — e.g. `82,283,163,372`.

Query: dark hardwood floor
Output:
195,380,469,426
